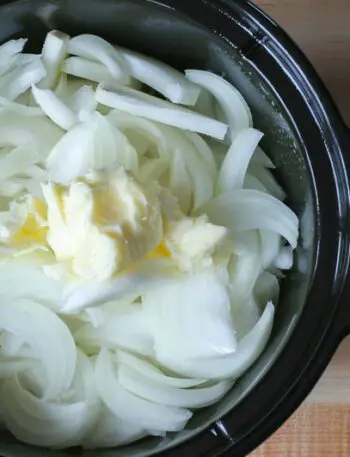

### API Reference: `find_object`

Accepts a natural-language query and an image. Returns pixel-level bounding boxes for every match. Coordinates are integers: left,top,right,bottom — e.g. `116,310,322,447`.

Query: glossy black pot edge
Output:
219,1,350,454
154,1,350,456
235,0,350,337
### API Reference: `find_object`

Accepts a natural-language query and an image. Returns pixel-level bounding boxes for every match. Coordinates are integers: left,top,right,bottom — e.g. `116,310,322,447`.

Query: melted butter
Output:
11,198,48,247
145,241,171,259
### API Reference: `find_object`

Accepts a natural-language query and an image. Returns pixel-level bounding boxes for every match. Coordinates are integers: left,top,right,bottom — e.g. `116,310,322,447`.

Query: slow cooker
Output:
0,0,349,456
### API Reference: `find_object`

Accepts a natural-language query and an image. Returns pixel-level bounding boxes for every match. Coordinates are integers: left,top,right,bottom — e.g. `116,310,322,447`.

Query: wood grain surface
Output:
251,0,350,455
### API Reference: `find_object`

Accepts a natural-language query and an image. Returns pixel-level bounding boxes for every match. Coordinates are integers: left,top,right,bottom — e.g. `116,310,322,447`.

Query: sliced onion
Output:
1,351,98,449
251,146,275,168
116,46,201,105
274,245,294,270
95,349,192,432
118,363,233,408
231,297,261,341
40,30,69,90
259,229,281,269
0,96,43,116
0,257,63,311
194,88,216,118
96,83,228,140
243,172,267,193
169,149,192,214
0,358,33,379
0,300,76,400
75,305,153,356
0,38,27,77
144,272,237,361
116,351,207,388
254,271,280,307
63,259,177,312
32,85,78,130
47,113,138,184
139,158,168,183
249,163,286,201
185,70,252,139
184,131,217,180
0,58,46,101
166,127,214,210
217,128,263,193
107,110,171,161
228,231,262,306
0,377,89,448
83,405,146,449
201,189,299,249
63,56,115,84
156,301,275,380
68,34,128,82
0,112,63,159
47,121,94,183
68,85,97,121
0,146,39,183
91,113,139,174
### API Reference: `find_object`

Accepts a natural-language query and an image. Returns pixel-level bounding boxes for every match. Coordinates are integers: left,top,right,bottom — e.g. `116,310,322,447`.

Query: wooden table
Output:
252,1,350,455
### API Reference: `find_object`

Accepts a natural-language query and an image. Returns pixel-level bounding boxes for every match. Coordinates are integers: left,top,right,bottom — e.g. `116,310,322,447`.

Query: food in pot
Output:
0,31,298,449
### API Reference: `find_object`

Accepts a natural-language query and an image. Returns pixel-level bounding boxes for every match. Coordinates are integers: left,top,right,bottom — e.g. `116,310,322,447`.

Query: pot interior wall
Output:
0,0,316,456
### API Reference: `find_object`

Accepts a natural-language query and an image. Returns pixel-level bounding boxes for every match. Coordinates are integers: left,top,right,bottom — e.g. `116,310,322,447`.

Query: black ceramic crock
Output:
0,0,349,456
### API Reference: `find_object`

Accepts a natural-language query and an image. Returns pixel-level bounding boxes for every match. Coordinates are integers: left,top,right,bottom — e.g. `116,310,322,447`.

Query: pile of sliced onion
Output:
0,30,299,449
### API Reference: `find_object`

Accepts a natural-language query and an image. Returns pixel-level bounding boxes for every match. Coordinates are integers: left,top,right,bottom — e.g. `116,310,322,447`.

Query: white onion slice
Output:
68,85,97,121
169,149,192,214
144,272,237,361
116,351,207,388
186,70,252,139
201,189,299,249
75,306,153,356
156,301,275,379
32,85,78,130
0,358,33,379
0,112,63,159
0,58,46,100
249,163,286,201
259,229,281,269
107,110,170,161
96,83,228,140
117,46,201,105
63,259,177,312
1,352,98,449
228,232,262,306
47,121,94,183
184,131,217,180
0,146,39,183
68,34,128,82
0,257,63,311
63,56,115,84
254,271,280,307
251,146,275,168
274,245,294,270
0,300,76,400
217,128,263,193
40,30,69,89
0,39,27,77
0,96,43,116
95,349,192,432
83,405,146,449
118,363,233,408
166,127,214,210
47,113,138,184
0,377,90,448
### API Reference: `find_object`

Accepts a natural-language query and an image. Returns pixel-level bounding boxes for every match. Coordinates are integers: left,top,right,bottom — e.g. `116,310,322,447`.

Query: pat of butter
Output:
42,169,163,282
166,215,228,271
